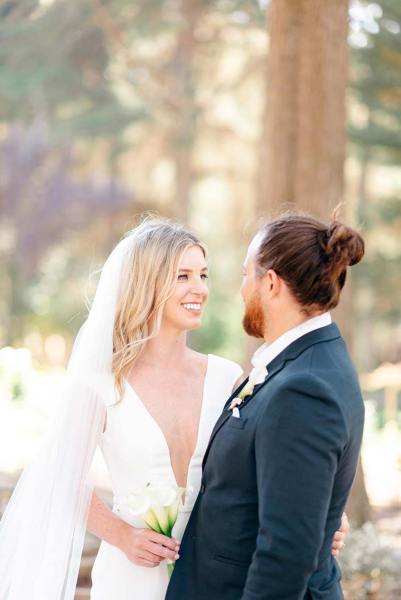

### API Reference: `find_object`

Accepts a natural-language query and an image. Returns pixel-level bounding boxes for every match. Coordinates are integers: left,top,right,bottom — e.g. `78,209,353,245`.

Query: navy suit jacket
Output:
165,324,364,600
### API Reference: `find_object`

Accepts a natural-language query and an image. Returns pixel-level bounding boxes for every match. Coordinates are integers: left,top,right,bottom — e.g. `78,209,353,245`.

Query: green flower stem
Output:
167,561,175,578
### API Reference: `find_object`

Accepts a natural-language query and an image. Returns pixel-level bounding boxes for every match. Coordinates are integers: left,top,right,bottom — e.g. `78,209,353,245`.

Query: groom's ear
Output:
263,269,280,297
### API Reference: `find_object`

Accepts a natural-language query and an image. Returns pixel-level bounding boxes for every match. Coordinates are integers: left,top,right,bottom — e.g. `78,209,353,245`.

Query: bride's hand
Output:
331,512,349,557
118,523,181,568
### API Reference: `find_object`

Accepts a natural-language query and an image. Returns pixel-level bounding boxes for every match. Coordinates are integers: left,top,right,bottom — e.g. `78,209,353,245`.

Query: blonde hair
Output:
112,217,206,400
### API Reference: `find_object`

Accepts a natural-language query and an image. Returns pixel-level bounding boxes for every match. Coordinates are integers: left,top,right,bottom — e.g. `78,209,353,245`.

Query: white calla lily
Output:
151,504,170,533
115,492,151,516
143,508,162,532
115,483,192,578
148,485,178,507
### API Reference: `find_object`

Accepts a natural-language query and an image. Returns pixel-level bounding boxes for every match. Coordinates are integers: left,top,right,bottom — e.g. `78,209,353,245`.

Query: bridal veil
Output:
0,235,133,600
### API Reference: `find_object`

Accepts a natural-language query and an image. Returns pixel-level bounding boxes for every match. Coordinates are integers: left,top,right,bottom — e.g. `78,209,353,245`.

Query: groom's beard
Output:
242,291,265,338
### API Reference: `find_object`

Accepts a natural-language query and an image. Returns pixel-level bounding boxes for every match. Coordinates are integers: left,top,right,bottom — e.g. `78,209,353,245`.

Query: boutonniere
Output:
229,361,268,411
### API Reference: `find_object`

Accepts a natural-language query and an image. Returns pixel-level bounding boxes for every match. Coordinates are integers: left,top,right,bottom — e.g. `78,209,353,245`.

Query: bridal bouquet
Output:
115,483,190,577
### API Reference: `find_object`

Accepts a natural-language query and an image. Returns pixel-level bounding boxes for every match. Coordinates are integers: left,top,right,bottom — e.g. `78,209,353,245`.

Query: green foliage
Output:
350,0,401,161
348,1,401,359
0,1,145,140
1,0,400,369
189,291,245,364
0,0,263,143
0,0,266,358
0,123,132,345
0,347,30,402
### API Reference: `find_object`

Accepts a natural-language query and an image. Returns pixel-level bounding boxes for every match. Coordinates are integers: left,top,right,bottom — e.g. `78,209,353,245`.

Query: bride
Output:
0,217,347,600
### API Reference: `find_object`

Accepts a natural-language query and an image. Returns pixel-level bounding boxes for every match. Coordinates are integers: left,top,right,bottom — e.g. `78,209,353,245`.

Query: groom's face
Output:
241,234,265,339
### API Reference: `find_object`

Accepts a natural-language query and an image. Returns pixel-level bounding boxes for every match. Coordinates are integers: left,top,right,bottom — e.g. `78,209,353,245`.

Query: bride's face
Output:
162,245,209,332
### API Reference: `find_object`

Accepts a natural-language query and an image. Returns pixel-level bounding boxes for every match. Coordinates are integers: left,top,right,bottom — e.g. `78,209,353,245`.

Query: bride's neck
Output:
139,327,188,367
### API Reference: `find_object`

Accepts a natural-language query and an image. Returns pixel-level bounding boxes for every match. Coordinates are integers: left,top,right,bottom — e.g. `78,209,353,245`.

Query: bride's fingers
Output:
332,528,346,555
148,530,180,551
340,512,350,534
147,540,179,562
137,549,162,564
136,557,160,568
333,530,344,542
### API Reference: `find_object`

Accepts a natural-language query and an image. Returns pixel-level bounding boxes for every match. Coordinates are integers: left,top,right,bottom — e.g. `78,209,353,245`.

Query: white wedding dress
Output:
90,354,242,600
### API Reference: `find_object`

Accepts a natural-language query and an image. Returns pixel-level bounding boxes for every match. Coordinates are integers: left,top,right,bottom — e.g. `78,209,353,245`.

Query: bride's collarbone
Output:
129,358,208,406
131,376,203,408
128,352,208,396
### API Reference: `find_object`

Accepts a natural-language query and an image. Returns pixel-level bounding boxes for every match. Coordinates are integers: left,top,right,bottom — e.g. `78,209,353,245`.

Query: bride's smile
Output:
162,245,209,331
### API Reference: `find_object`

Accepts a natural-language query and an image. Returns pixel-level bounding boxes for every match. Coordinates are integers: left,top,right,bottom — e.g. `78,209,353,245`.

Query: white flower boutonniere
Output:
229,360,268,411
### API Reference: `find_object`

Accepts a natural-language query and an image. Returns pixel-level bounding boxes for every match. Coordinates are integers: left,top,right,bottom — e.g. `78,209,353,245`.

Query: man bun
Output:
257,207,365,313
322,220,365,278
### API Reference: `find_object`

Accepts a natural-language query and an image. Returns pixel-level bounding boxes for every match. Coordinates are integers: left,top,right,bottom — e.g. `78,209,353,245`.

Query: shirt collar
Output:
252,312,332,368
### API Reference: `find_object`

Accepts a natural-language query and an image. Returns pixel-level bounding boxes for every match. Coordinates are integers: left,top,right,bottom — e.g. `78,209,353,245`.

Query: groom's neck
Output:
263,304,320,345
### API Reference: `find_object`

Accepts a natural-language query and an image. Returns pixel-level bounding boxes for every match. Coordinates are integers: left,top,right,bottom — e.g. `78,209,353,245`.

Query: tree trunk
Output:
256,0,372,525
346,459,372,526
173,0,200,224
342,142,373,526
258,0,349,217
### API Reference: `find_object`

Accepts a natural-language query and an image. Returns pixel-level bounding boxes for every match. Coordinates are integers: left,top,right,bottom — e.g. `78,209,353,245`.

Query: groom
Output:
166,212,365,599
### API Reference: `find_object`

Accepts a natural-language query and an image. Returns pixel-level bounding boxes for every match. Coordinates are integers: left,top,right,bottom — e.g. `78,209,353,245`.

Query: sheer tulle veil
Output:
0,235,133,600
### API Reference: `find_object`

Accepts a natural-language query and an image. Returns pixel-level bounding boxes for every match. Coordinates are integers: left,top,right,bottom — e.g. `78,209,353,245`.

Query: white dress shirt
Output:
251,312,332,368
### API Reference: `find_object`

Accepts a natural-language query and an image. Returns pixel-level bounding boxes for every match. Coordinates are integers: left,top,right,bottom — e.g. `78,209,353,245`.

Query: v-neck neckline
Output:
124,354,212,493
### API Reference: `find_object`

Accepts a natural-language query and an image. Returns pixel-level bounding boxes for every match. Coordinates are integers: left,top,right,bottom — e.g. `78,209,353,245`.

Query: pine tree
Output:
349,0,401,363
258,0,349,217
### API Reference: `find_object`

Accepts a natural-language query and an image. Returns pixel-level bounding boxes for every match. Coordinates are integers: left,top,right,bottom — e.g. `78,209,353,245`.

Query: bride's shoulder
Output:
188,350,243,380
207,353,244,380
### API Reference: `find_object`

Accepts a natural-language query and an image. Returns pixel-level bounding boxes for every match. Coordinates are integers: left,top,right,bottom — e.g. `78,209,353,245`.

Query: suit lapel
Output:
234,356,287,410
201,355,288,469
201,323,341,470
205,378,250,442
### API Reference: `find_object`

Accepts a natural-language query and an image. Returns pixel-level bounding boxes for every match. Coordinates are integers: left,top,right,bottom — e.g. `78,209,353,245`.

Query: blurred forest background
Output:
0,0,401,598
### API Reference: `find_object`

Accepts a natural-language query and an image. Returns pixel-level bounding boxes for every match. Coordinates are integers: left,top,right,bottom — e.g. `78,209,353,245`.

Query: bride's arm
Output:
87,493,127,549
87,493,180,568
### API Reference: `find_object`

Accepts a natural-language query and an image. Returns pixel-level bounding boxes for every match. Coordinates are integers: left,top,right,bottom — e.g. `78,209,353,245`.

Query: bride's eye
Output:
178,273,188,280
201,273,209,280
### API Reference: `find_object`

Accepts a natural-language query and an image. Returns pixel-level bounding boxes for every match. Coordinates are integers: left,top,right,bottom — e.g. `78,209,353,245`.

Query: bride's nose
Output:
191,284,208,297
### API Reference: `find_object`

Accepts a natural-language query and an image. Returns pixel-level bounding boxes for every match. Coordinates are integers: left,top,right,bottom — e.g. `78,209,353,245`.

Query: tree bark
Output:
346,460,372,526
258,0,349,217
256,0,372,525
173,0,200,224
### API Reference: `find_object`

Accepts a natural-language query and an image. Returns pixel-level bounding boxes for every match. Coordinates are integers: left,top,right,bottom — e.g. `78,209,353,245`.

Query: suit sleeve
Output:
240,373,348,600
